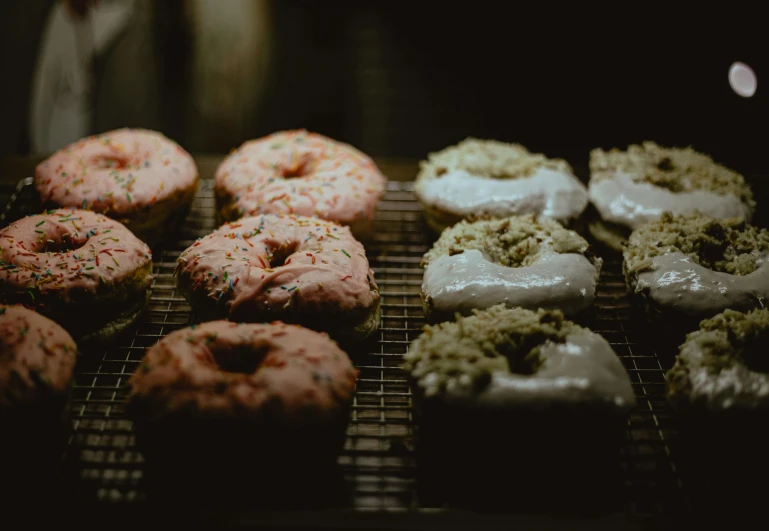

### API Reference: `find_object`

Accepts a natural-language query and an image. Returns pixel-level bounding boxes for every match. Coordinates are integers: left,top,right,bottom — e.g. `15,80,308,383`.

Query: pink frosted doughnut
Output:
0,304,76,409
0,209,153,347
35,128,199,245
175,214,381,342
1,304,77,486
127,320,358,474
214,130,386,238
128,320,358,422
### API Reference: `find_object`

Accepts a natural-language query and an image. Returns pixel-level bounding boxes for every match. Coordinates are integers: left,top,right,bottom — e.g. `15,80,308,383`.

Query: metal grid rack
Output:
1,179,687,526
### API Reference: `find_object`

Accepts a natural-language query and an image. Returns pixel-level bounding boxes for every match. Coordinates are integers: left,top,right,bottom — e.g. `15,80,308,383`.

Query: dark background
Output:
275,3,766,173
1,1,766,174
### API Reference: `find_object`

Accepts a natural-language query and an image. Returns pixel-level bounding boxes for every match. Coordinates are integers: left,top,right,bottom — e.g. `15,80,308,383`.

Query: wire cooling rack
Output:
1,178,689,528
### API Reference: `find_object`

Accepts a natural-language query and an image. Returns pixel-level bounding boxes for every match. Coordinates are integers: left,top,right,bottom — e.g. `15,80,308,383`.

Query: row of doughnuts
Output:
412,137,768,405
34,128,386,243
405,137,769,505
414,138,753,250
407,137,769,501
408,139,636,504
155,129,385,483
416,138,767,325
1,128,387,348
1,128,389,487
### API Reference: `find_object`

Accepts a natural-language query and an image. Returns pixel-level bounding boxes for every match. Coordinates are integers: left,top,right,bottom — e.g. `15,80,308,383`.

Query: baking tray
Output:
0,177,687,528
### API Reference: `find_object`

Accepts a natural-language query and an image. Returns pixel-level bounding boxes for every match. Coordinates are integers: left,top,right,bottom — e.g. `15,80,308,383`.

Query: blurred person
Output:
1,0,277,156
1,2,765,172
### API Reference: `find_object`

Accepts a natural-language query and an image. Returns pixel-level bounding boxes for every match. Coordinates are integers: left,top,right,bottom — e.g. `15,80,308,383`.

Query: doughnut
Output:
214,130,386,239
667,308,769,413
0,209,153,348
664,308,769,514
623,212,769,329
420,214,602,322
175,214,381,343
403,305,635,508
35,128,199,245
1,304,76,413
127,321,357,481
588,142,754,250
405,305,634,408
414,139,588,233
1,304,77,493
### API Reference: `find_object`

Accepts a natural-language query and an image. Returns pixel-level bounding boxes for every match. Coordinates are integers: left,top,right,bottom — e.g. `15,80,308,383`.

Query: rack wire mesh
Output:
1,178,687,526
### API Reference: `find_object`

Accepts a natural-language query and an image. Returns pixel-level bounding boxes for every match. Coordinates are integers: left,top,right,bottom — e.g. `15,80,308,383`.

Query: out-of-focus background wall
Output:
1,1,766,173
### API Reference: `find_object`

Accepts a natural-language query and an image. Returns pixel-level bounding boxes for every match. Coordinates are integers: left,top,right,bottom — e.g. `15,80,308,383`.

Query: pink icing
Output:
35,128,198,217
0,209,152,304
215,130,386,224
128,320,358,423
175,214,379,321
0,305,77,407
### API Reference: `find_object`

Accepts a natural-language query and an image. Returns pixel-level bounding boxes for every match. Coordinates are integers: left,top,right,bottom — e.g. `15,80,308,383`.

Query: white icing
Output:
674,340,769,411
416,168,588,222
442,332,636,409
634,252,769,317
422,249,600,317
589,171,752,230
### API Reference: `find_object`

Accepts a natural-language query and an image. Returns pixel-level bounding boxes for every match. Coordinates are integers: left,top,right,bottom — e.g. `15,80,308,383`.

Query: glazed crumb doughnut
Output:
588,142,754,251
0,209,153,348
215,130,386,239
664,308,769,515
1,305,77,492
667,308,769,413
414,139,588,233
404,305,634,508
421,215,601,322
623,212,769,330
127,321,357,478
175,214,381,343
35,128,199,246
404,305,634,409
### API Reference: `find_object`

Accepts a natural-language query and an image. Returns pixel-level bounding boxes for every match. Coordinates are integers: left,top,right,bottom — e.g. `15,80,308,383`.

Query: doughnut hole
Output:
729,325,769,373
32,230,88,253
266,241,299,268
211,342,269,374
657,156,675,171
695,220,730,265
279,152,316,179
131,331,352,507
495,339,545,375
89,153,132,170
741,342,769,373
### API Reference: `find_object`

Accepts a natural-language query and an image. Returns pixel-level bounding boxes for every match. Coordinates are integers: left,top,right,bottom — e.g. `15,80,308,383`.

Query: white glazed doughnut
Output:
588,142,754,250
414,139,588,233
403,305,635,509
404,305,635,410
420,215,601,321
624,212,769,326
667,308,769,413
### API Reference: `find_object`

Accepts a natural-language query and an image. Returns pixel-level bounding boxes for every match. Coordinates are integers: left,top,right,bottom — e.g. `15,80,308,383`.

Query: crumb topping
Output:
418,138,572,181
403,305,580,397
421,214,589,268
669,308,769,391
692,309,769,373
590,142,753,209
625,212,769,277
